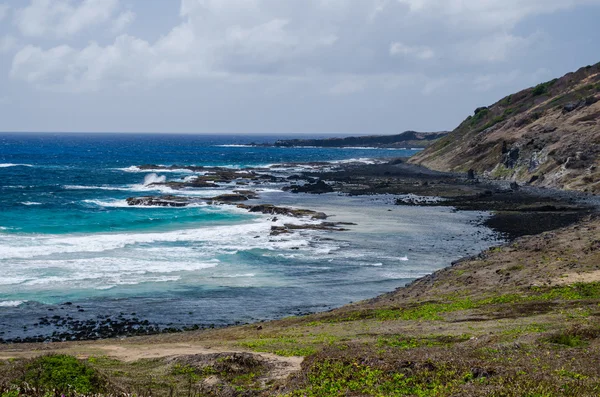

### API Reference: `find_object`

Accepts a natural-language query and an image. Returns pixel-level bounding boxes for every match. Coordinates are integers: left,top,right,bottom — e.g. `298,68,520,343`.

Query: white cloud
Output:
390,42,435,60
110,10,135,34
9,1,340,91
10,35,159,91
7,0,600,94
14,0,120,38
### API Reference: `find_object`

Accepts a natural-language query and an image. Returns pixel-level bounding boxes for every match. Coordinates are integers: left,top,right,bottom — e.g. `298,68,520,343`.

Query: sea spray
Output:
144,173,167,186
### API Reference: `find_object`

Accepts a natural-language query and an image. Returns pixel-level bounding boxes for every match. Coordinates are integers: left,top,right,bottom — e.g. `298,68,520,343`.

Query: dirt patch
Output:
553,270,600,285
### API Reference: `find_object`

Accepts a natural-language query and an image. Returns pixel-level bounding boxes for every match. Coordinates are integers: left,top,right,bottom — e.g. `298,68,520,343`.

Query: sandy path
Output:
553,269,600,285
0,342,304,382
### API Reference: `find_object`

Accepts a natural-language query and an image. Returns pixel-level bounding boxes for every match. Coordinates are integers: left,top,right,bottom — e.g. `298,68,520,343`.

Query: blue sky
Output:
0,0,599,134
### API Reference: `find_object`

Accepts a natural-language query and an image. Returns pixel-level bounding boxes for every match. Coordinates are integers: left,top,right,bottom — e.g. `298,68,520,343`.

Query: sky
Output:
0,0,599,135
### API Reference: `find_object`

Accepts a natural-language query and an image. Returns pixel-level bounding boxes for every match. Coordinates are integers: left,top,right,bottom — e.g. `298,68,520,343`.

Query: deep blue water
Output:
0,133,499,341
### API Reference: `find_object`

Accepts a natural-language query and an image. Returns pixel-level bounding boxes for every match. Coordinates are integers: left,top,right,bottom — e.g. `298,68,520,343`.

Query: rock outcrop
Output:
284,180,334,194
236,204,328,220
126,196,191,207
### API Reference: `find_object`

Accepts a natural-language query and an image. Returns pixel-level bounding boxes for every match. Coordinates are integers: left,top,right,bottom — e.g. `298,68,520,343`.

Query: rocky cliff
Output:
410,62,600,193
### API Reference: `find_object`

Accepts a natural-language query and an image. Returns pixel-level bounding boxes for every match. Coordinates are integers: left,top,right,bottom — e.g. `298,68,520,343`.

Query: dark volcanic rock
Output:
211,193,251,202
267,131,448,149
126,196,190,207
286,180,334,194
162,181,218,189
237,204,327,220
270,222,355,236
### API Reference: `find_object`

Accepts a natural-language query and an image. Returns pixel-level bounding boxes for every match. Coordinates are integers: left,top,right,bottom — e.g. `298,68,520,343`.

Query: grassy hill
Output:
410,63,600,193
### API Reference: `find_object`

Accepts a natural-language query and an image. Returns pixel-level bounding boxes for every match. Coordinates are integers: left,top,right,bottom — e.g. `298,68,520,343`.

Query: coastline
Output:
2,158,600,395
0,165,503,344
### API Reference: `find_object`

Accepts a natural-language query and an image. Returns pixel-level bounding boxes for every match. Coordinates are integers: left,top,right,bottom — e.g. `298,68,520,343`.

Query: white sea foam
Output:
0,211,336,294
83,199,134,208
68,174,235,197
84,199,213,209
334,147,406,150
21,202,42,206
0,163,33,168
396,194,447,205
144,173,167,185
6,253,220,289
0,301,26,307
381,272,418,280
95,285,116,290
216,273,256,278
214,144,254,148
64,185,131,191
117,166,195,173
0,214,314,260
329,158,385,165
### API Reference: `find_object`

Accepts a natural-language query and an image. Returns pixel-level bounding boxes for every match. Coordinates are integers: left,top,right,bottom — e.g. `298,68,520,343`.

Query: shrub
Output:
547,333,585,348
532,79,558,97
21,355,106,395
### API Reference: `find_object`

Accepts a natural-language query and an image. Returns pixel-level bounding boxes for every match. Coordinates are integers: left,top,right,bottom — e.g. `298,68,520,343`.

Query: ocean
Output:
0,133,499,342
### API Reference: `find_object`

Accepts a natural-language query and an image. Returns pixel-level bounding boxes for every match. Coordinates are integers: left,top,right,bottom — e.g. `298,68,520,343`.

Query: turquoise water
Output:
0,133,499,341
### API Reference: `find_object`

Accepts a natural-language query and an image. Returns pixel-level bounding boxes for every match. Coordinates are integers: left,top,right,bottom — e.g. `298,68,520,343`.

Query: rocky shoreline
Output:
129,158,597,240
2,158,596,345
3,159,600,397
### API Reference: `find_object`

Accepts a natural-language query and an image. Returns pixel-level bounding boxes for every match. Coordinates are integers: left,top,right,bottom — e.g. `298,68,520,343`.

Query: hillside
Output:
410,62,600,193
270,131,447,148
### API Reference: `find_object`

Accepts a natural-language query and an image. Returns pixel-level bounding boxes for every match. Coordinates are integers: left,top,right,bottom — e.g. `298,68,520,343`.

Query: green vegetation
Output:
469,107,489,126
23,355,104,395
491,164,513,178
501,323,549,337
0,355,107,396
532,79,558,96
480,115,507,131
285,343,600,397
286,359,459,397
322,282,600,325
500,95,513,106
376,334,471,349
548,333,585,347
